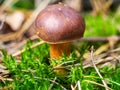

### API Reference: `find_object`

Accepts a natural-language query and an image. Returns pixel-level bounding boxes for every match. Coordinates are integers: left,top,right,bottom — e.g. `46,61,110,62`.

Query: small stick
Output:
90,46,109,90
48,77,57,90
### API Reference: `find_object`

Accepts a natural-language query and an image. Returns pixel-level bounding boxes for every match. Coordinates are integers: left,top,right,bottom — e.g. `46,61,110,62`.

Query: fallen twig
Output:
90,46,109,90
76,36,120,42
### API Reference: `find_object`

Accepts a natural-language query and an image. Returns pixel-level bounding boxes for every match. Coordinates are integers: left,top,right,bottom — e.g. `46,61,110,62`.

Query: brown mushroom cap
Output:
34,4,85,44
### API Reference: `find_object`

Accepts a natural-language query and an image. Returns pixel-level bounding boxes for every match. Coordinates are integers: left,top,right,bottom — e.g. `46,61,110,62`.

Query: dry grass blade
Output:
71,80,81,90
110,47,120,53
84,80,112,90
0,69,9,76
94,43,110,55
71,84,77,90
83,57,114,69
0,84,13,90
0,76,13,82
90,46,109,90
77,80,82,90
90,0,113,16
13,41,45,57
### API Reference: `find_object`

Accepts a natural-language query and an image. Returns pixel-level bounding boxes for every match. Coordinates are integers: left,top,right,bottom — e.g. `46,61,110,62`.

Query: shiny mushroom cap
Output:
34,4,85,44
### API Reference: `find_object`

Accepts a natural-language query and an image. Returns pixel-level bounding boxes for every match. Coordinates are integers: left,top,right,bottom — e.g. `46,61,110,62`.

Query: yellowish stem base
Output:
50,42,71,75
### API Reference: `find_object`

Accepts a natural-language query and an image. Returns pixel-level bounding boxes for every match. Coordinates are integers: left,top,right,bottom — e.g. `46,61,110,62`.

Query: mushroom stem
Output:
50,42,71,75
50,42,71,59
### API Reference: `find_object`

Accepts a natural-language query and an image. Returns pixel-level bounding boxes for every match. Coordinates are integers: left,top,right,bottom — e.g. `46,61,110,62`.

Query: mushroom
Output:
34,4,85,74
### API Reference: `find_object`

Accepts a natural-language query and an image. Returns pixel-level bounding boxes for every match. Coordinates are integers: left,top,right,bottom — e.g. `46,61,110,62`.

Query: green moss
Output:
84,14,118,37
